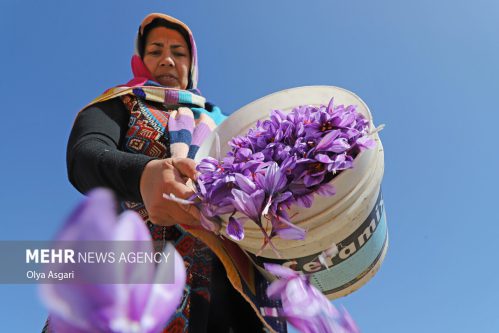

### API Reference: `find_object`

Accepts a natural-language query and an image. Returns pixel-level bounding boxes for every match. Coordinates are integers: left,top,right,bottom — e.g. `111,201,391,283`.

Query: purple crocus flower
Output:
257,162,288,216
355,136,376,151
265,263,361,333
314,153,354,174
197,157,224,184
294,158,328,187
234,173,257,193
270,211,306,240
315,130,350,153
40,189,186,333
231,188,265,223
226,216,247,241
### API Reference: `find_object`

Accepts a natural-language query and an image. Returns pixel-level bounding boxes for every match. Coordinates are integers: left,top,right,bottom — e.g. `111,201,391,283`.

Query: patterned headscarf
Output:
133,13,199,90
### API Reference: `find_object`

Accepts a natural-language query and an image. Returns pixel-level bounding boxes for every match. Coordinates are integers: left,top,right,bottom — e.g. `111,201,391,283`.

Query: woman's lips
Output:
156,74,178,86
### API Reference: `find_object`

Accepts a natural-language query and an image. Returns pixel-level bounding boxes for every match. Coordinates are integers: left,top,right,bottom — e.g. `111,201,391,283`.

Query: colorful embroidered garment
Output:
87,82,221,161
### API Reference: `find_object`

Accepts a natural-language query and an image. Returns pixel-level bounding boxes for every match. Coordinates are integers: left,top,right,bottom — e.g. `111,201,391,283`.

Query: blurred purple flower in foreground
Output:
192,98,377,251
265,263,360,333
39,189,186,333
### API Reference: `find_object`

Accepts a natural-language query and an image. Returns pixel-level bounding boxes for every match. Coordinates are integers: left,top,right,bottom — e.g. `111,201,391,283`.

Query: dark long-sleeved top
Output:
67,98,156,202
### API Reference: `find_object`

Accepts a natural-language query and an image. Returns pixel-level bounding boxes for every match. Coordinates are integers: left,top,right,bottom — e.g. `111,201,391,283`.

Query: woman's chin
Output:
157,77,181,89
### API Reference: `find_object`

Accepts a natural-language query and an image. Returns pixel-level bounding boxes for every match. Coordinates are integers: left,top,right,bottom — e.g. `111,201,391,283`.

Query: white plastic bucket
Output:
195,86,387,299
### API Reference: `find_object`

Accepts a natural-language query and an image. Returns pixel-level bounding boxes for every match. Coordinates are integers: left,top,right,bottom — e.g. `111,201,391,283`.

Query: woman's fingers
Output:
172,157,198,181
140,158,202,227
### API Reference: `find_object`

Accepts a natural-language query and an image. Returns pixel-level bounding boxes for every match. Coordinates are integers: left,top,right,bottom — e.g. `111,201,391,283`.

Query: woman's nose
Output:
160,53,175,67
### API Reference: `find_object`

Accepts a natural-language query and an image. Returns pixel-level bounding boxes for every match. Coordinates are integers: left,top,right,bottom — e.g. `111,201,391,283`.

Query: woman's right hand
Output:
140,158,201,226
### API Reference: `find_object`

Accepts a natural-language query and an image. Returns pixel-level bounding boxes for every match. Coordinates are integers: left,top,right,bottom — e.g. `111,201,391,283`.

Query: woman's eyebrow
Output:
148,43,186,49
148,42,164,47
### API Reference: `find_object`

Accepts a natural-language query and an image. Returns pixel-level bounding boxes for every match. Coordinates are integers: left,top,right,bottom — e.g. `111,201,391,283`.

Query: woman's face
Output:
143,27,191,89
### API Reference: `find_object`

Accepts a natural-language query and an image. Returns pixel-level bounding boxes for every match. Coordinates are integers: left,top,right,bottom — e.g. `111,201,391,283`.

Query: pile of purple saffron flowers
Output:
195,98,376,252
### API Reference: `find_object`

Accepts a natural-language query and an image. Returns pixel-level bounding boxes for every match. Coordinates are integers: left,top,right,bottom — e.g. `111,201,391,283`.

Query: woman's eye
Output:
174,53,187,57
148,50,161,56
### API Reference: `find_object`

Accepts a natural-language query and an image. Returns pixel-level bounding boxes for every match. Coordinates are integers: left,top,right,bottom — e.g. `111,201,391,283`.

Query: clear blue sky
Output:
1,1,499,332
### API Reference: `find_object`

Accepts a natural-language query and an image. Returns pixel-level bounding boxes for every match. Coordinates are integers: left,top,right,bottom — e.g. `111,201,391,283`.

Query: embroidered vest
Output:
120,94,213,332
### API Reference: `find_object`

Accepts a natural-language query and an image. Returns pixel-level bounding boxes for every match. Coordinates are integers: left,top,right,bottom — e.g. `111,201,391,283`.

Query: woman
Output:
43,13,288,333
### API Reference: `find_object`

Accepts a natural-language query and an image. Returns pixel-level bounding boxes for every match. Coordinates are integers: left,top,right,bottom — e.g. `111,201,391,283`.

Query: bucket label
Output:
247,191,387,295
311,203,387,295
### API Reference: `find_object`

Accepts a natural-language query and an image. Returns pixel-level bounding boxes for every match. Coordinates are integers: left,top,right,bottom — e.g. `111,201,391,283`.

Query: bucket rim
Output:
230,85,373,125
